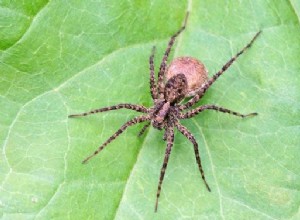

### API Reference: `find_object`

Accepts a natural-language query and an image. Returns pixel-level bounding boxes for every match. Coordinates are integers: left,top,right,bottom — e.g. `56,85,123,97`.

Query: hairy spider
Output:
69,13,261,212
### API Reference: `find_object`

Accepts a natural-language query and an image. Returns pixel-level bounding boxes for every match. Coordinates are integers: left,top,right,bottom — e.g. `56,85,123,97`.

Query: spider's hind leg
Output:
155,126,175,212
201,105,258,118
180,104,258,119
175,121,211,192
82,115,151,164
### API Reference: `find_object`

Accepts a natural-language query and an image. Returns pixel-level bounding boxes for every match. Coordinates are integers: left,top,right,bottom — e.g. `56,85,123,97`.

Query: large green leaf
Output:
1,0,299,219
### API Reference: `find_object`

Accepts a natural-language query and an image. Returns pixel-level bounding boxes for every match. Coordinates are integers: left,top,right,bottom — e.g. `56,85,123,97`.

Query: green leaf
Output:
1,1,299,219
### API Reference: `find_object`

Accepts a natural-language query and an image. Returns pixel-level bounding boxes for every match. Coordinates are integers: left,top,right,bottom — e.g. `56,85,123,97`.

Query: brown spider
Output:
69,13,261,212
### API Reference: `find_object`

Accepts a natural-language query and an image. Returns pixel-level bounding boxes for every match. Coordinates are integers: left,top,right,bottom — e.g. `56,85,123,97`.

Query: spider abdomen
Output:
166,57,208,96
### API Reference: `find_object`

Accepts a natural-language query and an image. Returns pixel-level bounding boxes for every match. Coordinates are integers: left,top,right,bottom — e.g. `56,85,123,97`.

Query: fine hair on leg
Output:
180,104,258,119
155,126,175,212
69,103,148,118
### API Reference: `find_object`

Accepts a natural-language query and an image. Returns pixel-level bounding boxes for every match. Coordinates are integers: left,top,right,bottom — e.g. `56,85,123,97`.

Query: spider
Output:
69,12,261,212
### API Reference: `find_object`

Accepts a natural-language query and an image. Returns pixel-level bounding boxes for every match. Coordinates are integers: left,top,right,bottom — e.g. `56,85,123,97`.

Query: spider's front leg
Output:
157,12,189,98
181,31,261,110
149,46,158,101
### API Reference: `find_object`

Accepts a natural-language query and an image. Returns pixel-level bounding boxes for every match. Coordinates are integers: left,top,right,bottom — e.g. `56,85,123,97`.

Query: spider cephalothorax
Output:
69,12,261,212
151,73,187,129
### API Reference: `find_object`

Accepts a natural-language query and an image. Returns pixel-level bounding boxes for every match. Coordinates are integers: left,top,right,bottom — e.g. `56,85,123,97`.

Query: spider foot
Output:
82,157,90,164
155,198,159,212
68,114,83,118
205,182,211,192
82,153,96,164
242,112,258,118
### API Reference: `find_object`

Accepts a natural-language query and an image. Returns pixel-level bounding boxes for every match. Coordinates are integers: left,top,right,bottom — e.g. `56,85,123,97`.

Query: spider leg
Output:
162,129,168,141
157,12,189,98
175,121,211,191
149,46,158,101
82,115,151,164
179,104,258,119
137,122,151,137
155,126,174,212
180,31,261,110
68,103,148,118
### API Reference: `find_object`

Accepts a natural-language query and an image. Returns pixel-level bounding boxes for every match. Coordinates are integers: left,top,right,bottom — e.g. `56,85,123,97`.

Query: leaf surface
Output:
1,1,299,219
